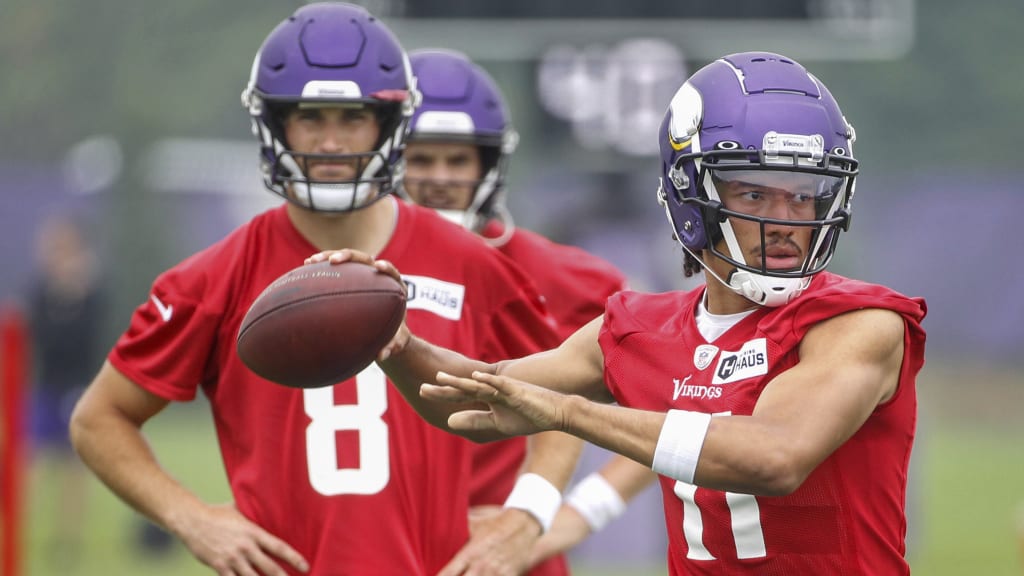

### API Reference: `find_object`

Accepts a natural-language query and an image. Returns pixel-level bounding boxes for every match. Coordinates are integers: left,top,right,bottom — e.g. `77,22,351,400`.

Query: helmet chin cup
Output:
728,270,810,307
432,206,513,247
291,181,375,211
433,209,468,227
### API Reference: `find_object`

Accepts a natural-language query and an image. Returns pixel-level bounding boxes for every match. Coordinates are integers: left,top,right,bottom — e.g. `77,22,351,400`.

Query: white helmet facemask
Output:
278,149,385,211
693,165,850,307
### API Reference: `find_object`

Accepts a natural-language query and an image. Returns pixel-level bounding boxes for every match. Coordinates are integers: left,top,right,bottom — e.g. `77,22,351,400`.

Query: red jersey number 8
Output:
303,364,390,496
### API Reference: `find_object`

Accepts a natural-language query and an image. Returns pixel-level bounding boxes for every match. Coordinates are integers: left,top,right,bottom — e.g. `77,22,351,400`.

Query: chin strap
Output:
279,153,380,211
727,270,810,307
432,209,466,226
433,204,515,248
711,204,810,307
680,242,810,308
292,181,375,211
480,204,514,248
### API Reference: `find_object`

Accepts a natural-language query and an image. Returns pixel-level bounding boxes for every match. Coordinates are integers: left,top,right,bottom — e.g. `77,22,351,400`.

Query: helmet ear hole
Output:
677,205,707,250
266,103,294,143
373,102,405,152
478,146,502,180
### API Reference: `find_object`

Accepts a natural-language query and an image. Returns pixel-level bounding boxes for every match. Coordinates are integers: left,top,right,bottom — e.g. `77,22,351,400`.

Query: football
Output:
237,260,407,389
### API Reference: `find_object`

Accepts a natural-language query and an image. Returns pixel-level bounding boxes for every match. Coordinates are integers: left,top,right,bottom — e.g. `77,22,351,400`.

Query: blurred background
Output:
2,0,1023,574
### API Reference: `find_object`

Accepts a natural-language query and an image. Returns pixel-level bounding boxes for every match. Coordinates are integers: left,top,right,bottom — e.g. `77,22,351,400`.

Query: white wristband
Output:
651,410,712,484
503,473,563,533
566,472,627,533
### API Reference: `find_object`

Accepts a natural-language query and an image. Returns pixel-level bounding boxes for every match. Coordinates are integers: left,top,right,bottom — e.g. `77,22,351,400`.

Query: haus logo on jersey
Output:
693,344,718,371
401,275,464,321
712,338,768,384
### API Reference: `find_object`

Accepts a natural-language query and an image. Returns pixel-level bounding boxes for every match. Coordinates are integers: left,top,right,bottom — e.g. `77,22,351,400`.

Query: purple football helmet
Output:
657,52,858,306
240,3,419,212
404,49,519,242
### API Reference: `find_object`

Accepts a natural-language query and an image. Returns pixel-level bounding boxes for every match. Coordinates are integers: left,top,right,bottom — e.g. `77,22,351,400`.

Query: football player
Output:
316,51,928,575
70,4,580,575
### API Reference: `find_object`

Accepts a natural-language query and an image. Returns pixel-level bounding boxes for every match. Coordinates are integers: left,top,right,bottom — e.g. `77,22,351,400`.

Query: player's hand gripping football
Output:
304,248,410,360
422,371,570,437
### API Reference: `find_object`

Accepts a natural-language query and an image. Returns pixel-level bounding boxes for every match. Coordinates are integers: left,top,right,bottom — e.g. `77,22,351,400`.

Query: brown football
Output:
237,260,406,388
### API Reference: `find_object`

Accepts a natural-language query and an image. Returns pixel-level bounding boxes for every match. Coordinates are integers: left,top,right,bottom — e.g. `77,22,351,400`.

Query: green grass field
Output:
20,362,1024,575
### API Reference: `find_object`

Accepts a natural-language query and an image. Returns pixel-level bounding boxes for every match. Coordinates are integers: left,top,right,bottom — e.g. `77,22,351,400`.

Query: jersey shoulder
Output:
392,201,492,259
393,203,543,290
602,287,702,342
789,271,926,322
506,228,627,289
153,207,282,304
760,271,928,343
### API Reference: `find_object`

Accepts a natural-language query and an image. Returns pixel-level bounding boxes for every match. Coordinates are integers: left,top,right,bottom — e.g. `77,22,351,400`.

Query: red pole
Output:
0,305,27,576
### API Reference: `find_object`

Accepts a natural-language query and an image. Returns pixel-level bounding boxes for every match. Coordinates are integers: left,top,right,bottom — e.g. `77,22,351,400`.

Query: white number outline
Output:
672,411,766,560
303,364,390,496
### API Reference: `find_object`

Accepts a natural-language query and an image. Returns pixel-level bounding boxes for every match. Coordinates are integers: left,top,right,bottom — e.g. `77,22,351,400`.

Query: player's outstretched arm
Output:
689,307,906,495
416,317,611,442
409,316,608,441
70,362,309,576
428,369,667,463
432,307,908,496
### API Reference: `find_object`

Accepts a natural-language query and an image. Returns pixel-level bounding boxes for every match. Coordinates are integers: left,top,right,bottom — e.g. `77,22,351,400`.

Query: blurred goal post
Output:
1,306,28,576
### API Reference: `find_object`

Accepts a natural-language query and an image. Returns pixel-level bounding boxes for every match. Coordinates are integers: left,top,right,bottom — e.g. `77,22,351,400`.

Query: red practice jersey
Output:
599,272,927,575
109,200,560,576
484,221,628,342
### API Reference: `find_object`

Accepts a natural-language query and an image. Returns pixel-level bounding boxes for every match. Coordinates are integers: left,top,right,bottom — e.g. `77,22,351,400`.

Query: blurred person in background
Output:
313,50,928,574
68,3,581,575
401,48,637,573
26,213,107,566
402,48,628,343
